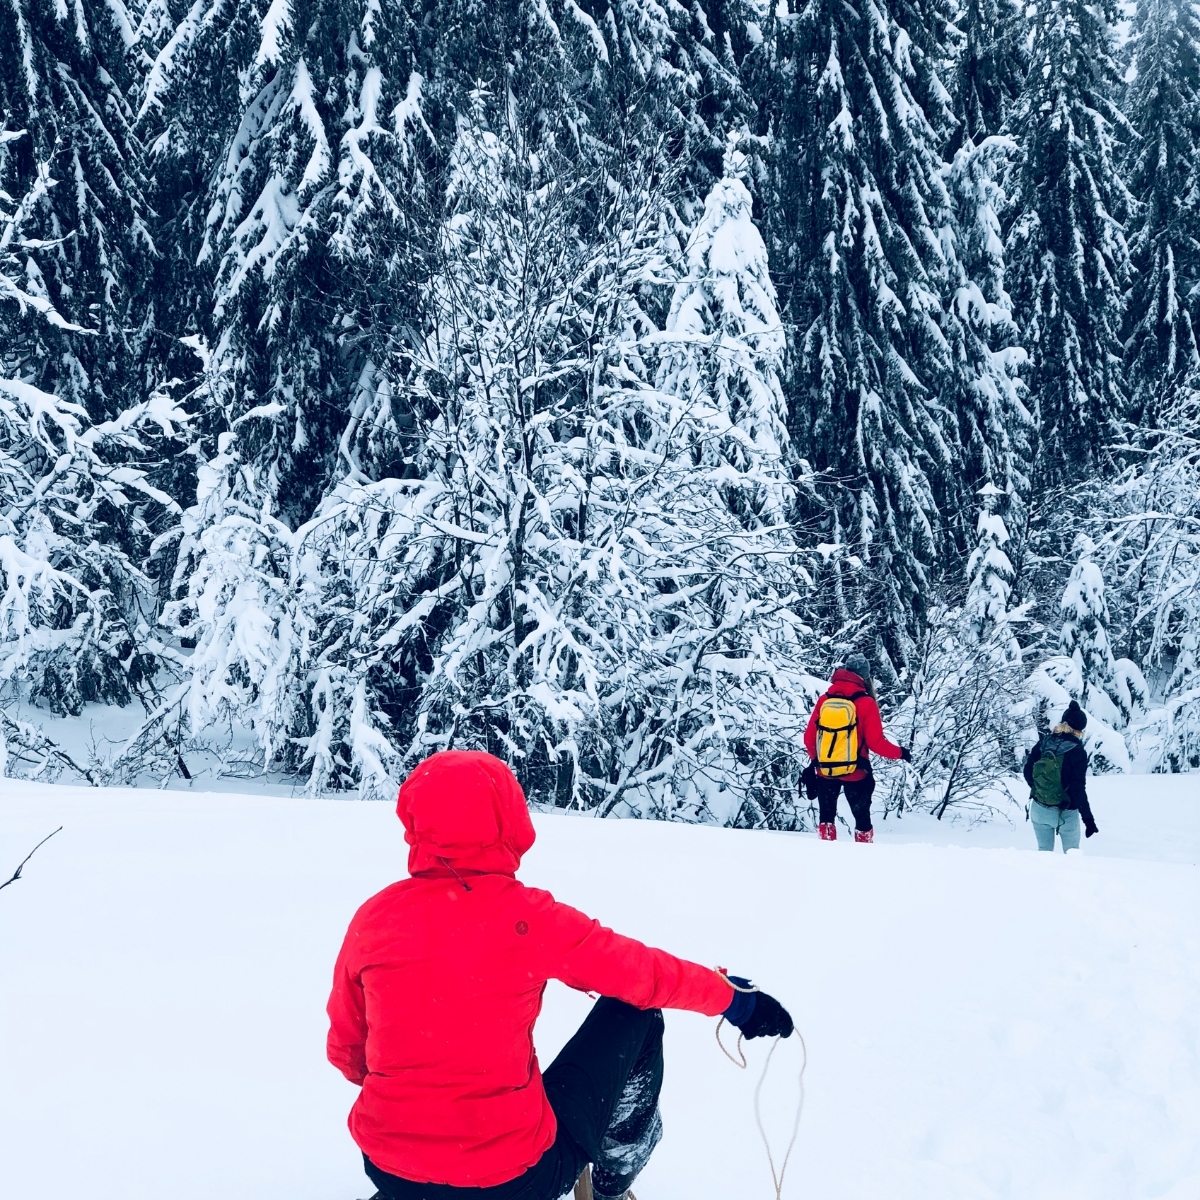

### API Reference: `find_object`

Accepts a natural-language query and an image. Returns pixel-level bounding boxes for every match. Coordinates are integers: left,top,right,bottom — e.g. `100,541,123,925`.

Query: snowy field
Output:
2,776,1198,1200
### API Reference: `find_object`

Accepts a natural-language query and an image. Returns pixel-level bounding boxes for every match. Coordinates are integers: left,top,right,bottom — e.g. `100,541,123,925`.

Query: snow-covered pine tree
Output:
657,144,794,524
137,0,257,378
1093,0,1200,770
1122,0,1200,427
949,0,1028,150
133,0,185,63
964,484,1021,658
1,147,189,764
0,2,195,761
0,0,155,422
1057,535,1146,732
560,0,749,201
156,0,435,770
946,133,1031,538
762,0,1017,670
1006,0,1132,492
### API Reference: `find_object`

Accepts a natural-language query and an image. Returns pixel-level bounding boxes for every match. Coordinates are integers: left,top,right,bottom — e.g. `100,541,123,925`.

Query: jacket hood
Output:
828,668,869,696
396,750,536,878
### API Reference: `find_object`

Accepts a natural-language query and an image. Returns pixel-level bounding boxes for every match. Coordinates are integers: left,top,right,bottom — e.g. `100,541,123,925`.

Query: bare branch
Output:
0,826,63,893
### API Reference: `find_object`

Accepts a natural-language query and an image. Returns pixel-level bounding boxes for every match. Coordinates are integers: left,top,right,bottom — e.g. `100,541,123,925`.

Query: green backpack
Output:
1031,737,1070,807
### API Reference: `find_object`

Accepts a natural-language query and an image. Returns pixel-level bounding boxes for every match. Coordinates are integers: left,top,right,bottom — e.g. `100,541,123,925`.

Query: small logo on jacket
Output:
515,920,529,935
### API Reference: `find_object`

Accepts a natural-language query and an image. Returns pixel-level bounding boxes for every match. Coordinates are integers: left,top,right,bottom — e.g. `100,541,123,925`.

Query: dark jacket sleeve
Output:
1022,742,1040,789
1063,742,1094,826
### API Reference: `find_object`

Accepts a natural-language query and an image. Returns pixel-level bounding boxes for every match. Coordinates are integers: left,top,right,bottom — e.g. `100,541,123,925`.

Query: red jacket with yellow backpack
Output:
803,667,905,782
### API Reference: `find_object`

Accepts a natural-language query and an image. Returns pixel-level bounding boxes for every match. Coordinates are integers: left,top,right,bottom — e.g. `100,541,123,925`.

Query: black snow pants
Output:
815,773,876,832
364,997,664,1200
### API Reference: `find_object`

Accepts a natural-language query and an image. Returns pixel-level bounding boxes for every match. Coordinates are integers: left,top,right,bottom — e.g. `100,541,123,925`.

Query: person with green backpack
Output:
1022,701,1098,851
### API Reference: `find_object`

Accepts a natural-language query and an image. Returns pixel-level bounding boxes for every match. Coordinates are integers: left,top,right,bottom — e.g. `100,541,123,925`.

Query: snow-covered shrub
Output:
284,110,820,819
1024,536,1146,774
1101,380,1200,771
1027,655,1131,773
162,425,302,773
1058,535,1147,730
881,605,1027,821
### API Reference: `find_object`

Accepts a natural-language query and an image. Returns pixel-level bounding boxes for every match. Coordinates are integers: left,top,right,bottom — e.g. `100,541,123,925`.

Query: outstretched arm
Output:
856,696,904,760
534,894,733,1016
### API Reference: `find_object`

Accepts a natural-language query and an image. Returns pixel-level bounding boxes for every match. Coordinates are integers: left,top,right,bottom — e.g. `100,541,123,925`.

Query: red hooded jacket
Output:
803,668,904,782
326,750,734,1187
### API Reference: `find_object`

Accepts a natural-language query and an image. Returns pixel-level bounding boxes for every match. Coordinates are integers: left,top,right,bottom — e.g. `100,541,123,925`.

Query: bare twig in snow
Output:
0,826,63,893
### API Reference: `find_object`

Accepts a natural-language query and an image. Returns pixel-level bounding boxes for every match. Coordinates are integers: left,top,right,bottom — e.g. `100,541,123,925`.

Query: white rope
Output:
715,982,808,1200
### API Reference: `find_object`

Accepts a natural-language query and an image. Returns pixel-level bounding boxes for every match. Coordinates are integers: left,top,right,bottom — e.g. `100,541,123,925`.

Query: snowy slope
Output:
2,778,1198,1200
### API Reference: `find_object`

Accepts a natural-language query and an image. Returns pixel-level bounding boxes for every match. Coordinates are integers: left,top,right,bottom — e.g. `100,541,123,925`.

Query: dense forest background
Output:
2,0,1198,824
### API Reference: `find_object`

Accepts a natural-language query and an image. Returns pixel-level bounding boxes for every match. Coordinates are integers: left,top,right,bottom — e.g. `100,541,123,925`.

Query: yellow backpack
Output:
815,693,866,778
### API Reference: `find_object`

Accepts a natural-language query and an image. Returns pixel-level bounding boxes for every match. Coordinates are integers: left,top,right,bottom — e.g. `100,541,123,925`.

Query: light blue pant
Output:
1030,800,1081,852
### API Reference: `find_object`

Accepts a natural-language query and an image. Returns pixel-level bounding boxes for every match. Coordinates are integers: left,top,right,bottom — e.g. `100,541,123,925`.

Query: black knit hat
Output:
1061,700,1088,731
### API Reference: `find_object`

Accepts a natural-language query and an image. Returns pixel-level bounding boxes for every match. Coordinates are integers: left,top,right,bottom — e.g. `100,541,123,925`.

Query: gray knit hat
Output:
843,652,871,680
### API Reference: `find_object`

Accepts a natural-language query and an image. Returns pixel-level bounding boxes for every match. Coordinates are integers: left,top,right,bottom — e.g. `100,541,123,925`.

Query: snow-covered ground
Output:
2,775,1197,1200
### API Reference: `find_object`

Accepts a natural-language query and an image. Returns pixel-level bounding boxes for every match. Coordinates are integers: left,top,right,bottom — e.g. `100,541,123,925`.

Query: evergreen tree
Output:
137,0,258,368
0,5,195,749
763,0,1019,669
964,484,1021,659
657,146,793,523
1007,0,1131,491
947,134,1031,532
561,0,749,198
1059,535,1145,728
158,0,433,765
134,0,188,66
950,0,1027,149
1,147,189,732
0,0,154,421
1122,0,1200,426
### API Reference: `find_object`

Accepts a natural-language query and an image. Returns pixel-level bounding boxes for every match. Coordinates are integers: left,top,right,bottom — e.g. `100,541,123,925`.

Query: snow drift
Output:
2,777,1197,1200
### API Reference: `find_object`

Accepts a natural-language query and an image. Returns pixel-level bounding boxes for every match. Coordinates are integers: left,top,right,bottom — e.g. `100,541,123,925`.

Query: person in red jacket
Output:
327,749,793,1200
802,653,910,842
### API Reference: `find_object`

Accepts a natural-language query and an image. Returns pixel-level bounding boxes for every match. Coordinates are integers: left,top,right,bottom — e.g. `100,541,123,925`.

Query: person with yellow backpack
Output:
802,654,910,841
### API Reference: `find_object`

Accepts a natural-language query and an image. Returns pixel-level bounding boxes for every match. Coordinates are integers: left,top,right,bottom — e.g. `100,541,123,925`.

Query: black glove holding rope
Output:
723,976,794,1039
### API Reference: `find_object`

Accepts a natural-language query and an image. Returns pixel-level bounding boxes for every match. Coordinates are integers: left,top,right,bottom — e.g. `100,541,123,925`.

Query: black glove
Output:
724,976,794,1039
900,746,912,763
1084,819,1098,838
800,760,819,800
